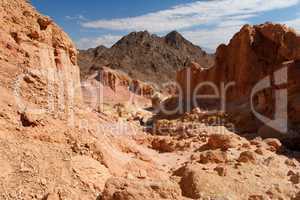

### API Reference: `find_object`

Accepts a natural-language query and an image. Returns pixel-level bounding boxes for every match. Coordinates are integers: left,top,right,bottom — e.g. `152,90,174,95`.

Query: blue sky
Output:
31,0,300,52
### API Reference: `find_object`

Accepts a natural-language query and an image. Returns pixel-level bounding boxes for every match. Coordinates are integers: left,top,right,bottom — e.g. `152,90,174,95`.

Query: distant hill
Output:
78,31,214,87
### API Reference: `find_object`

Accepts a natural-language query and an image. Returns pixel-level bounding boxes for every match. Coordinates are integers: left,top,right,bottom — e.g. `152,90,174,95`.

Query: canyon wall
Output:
177,23,300,137
0,0,81,114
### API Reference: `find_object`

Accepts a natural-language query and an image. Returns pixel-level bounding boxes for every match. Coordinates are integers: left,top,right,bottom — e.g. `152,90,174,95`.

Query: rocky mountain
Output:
78,31,214,87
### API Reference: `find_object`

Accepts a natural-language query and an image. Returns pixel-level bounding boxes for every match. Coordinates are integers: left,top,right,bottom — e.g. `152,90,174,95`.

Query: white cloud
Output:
78,0,299,50
283,18,300,33
182,20,245,52
76,34,122,49
66,14,87,21
82,0,299,32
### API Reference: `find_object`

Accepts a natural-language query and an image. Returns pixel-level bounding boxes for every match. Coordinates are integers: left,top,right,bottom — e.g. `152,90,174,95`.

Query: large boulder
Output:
101,177,182,200
70,156,111,192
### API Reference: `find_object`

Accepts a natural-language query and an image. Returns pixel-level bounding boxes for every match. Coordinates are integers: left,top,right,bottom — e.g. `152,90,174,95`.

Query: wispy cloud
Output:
283,17,300,33
78,0,299,50
82,0,299,32
76,34,122,49
182,20,246,52
66,14,88,21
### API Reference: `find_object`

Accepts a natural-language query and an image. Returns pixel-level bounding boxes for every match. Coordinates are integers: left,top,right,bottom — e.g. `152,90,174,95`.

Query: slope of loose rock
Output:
149,109,300,200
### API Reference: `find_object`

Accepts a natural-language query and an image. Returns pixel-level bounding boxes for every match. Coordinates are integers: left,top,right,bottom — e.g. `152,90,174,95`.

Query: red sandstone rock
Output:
238,151,257,164
264,138,282,152
95,66,154,97
207,134,239,150
176,23,300,143
199,150,228,164
214,165,227,176
101,177,182,200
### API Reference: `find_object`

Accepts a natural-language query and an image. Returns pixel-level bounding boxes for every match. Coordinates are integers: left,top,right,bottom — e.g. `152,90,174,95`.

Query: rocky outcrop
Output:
0,0,81,113
177,23,300,144
92,66,155,98
95,66,131,91
79,31,214,87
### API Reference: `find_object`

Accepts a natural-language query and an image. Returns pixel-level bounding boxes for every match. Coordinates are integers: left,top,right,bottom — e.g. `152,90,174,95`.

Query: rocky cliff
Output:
88,66,155,97
177,23,300,144
0,0,82,112
79,31,214,87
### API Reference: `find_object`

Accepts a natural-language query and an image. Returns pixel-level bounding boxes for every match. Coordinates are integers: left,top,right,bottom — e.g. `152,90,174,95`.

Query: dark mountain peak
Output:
94,45,107,50
114,30,154,47
164,30,188,49
92,45,107,57
165,30,183,40
131,30,151,37
80,45,107,54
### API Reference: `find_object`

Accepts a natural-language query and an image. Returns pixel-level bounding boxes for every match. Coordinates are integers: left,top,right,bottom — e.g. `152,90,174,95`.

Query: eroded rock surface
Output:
177,23,300,146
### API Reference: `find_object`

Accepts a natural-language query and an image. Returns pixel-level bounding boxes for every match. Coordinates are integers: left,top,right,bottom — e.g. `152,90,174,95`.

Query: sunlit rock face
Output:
0,0,82,112
177,23,300,145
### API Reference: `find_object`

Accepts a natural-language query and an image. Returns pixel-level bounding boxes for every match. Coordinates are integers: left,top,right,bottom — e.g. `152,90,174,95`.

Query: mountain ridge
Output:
78,30,214,87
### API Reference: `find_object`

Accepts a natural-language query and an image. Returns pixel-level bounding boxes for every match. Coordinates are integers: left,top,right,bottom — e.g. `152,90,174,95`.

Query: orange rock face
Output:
0,0,82,110
177,23,300,138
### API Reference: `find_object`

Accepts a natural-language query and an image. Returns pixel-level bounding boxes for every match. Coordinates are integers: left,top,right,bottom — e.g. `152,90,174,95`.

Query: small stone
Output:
248,195,264,200
250,137,262,146
264,138,282,152
290,173,300,184
242,143,251,149
126,173,135,180
207,134,238,150
214,165,227,176
238,151,256,164
190,154,198,161
287,170,296,176
20,162,32,172
28,31,39,40
151,137,175,153
263,156,275,166
40,178,47,185
44,193,59,200
292,192,300,200
37,17,52,30
20,111,41,127
255,148,264,155
267,146,277,152
199,150,227,164
138,169,147,179
285,159,297,167
202,167,209,171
